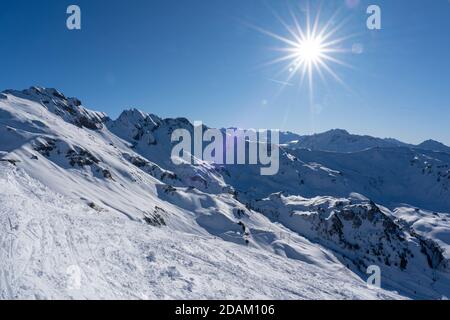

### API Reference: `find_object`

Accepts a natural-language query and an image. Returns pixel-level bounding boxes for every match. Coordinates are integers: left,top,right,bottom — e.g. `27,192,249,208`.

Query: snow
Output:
394,207,450,260
1,87,450,300
0,164,398,300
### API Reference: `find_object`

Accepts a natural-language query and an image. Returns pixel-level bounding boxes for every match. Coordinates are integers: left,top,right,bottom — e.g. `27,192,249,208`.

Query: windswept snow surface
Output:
1,87,450,300
0,164,398,300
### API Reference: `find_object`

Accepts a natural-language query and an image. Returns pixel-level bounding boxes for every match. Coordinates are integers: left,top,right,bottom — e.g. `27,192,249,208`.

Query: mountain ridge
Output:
6,86,447,153
1,86,450,299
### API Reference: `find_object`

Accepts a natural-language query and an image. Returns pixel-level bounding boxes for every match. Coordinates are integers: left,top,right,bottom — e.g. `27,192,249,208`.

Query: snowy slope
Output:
2,164,400,300
1,87,450,300
393,206,450,260
249,193,450,299
287,147,450,212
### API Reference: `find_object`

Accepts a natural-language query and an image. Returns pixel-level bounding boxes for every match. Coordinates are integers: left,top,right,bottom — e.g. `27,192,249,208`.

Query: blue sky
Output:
0,0,449,144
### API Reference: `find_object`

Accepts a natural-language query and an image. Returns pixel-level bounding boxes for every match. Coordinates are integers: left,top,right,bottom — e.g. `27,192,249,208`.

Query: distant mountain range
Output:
278,129,450,154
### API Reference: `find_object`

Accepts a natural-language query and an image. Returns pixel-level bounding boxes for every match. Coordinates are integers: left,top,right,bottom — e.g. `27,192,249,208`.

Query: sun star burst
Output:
252,4,354,94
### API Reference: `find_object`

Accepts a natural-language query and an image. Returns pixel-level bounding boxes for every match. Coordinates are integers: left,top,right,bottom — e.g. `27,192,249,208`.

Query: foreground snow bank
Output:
0,164,400,300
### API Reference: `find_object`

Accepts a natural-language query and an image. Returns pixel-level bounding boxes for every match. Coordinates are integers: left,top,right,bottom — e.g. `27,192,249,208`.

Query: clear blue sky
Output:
1,0,449,144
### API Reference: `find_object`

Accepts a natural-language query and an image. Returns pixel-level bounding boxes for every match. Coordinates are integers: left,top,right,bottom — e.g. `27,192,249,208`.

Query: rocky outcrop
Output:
123,152,180,185
5,87,108,130
33,138,114,180
251,194,448,274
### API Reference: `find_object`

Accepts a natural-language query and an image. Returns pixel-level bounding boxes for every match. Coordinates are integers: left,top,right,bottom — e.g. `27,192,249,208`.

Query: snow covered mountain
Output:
290,129,409,152
290,129,450,154
1,87,450,300
416,140,450,154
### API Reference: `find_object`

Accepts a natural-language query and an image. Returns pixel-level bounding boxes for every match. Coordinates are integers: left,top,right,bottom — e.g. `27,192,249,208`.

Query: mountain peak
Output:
322,129,350,136
118,108,150,121
117,108,162,127
294,129,409,153
2,86,108,130
417,139,450,153
4,86,67,101
420,139,442,145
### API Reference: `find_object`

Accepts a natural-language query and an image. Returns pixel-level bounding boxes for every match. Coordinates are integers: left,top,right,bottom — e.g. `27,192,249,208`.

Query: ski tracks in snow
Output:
0,164,401,299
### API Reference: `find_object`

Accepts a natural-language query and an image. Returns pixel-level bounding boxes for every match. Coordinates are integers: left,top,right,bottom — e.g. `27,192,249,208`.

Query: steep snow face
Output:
1,87,450,300
108,110,230,194
2,87,108,130
109,109,162,143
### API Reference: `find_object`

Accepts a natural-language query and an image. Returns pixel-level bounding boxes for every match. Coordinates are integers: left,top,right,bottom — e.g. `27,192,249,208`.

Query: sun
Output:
249,4,353,92
295,36,325,64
